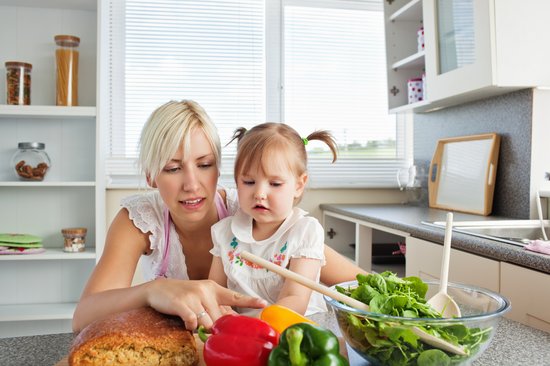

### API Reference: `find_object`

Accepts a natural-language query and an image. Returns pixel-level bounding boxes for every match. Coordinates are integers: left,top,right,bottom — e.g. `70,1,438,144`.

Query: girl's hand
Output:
145,278,267,330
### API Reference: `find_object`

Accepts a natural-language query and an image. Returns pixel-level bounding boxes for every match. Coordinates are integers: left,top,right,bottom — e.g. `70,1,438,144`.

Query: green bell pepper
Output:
268,323,349,366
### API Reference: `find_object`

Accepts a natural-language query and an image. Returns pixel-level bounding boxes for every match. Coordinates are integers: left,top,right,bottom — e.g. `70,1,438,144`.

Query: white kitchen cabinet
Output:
0,0,104,338
500,262,550,333
384,0,429,112
405,237,500,292
423,0,550,108
322,210,409,272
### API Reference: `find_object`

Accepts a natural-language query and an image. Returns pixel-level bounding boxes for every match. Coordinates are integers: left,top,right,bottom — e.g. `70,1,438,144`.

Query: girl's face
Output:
237,153,307,238
152,128,219,225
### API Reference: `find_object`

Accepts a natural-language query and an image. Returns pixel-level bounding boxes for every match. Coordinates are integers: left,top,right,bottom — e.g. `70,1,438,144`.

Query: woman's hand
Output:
145,278,267,330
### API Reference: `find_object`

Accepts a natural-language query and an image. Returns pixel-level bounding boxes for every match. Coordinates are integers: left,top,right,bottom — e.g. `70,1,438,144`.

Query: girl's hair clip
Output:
302,137,309,146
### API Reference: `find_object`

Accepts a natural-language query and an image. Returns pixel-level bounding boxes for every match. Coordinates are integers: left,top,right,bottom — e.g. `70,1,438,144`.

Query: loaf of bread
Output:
69,307,199,366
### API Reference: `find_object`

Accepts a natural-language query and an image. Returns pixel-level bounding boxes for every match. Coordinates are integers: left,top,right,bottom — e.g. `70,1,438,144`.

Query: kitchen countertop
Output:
320,204,550,274
1,311,549,366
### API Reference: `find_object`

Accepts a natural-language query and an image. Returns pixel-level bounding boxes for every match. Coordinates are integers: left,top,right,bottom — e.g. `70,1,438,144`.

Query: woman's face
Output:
153,128,219,225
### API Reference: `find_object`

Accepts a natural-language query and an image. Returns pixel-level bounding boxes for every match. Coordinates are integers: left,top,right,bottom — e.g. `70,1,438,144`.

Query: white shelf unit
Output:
0,0,101,338
384,0,426,112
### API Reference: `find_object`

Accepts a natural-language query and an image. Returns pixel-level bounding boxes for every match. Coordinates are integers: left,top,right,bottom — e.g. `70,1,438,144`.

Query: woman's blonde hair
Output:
230,122,337,201
139,100,221,182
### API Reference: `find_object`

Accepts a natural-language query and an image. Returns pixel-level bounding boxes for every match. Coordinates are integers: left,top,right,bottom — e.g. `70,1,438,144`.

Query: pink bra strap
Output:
156,207,171,278
215,190,229,220
157,191,228,279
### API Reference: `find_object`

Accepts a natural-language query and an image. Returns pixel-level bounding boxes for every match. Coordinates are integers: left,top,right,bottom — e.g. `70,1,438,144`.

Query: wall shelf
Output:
0,248,96,261
0,105,96,118
384,0,426,112
392,50,425,70
0,181,96,187
389,0,422,22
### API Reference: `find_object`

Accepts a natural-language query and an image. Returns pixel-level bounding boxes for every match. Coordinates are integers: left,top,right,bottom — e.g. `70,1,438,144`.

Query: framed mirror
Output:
428,133,501,215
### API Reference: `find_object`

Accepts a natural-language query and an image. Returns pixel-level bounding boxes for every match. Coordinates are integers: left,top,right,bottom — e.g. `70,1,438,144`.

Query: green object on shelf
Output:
0,233,42,247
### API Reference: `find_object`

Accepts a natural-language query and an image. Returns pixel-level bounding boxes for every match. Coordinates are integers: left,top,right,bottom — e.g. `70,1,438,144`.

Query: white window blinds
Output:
107,0,265,184
281,0,410,187
106,0,411,188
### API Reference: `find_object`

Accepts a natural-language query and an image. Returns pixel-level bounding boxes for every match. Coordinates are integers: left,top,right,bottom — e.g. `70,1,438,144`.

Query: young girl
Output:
208,123,338,315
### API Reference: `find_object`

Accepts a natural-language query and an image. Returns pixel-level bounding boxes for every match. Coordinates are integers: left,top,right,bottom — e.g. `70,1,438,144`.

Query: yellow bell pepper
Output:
260,304,317,334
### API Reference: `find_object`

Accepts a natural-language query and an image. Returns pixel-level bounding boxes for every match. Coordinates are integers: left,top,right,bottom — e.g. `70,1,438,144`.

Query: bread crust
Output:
69,307,199,366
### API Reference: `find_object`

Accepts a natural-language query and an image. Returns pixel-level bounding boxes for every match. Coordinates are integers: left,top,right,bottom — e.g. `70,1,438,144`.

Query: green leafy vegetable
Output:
335,272,492,366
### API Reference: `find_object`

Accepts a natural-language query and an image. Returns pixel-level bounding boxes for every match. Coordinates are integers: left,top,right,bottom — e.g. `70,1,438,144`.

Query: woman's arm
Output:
275,258,322,315
72,208,151,331
320,244,368,286
73,208,266,332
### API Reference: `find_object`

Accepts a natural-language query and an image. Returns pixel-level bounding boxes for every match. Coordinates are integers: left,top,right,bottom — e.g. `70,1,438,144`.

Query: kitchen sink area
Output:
422,219,550,247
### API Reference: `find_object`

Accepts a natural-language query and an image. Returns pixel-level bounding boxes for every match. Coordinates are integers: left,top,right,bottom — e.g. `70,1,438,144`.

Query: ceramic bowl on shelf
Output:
324,278,510,366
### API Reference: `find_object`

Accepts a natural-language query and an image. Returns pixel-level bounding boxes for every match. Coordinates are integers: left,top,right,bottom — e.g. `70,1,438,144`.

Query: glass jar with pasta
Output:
54,35,80,106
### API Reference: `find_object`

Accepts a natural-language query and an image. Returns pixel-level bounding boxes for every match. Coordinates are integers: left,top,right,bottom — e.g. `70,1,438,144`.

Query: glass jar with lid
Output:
5,61,32,105
55,34,80,106
12,142,51,181
62,227,87,252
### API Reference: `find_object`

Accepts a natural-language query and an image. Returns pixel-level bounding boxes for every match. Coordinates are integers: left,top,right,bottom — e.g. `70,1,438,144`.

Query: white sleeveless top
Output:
121,188,239,281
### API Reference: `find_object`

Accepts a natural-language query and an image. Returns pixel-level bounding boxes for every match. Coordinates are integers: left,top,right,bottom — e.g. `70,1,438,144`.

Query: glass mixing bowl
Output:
324,279,510,366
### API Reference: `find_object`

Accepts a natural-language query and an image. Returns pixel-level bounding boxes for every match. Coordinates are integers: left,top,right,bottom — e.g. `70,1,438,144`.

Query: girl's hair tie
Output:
302,137,308,146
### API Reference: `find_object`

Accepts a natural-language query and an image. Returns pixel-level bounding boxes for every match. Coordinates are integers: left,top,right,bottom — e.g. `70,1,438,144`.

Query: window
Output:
107,0,411,188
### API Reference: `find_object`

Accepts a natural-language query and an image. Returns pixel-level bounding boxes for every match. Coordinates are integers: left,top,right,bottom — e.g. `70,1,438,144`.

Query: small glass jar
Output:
12,142,51,181
55,35,80,106
5,61,32,105
62,227,87,252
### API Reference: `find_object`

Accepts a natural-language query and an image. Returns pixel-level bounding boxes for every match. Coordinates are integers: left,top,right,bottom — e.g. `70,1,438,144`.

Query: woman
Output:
73,100,365,332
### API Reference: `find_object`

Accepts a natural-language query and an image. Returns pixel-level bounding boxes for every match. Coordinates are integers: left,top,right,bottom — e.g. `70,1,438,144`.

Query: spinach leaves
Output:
335,272,492,366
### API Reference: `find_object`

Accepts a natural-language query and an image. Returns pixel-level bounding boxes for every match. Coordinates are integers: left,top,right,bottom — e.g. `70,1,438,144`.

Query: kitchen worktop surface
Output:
1,311,549,366
320,204,550,274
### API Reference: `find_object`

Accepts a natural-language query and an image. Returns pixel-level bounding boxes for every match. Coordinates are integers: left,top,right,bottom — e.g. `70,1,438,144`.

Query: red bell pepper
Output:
198,314,279,366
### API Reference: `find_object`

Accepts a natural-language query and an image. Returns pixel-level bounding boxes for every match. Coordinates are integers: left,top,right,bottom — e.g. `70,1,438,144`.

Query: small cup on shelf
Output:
62,228,87,253
407,78,423,104
5,61,32,105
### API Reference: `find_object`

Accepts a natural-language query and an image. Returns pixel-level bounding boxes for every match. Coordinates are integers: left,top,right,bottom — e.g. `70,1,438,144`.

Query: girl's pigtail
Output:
226,127,247,146
306,130,338,163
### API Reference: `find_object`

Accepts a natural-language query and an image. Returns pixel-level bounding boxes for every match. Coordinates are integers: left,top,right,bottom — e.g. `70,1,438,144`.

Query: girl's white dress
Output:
210,206,327,315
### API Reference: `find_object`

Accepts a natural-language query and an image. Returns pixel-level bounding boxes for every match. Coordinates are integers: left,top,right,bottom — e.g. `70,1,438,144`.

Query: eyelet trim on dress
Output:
121,194,163,270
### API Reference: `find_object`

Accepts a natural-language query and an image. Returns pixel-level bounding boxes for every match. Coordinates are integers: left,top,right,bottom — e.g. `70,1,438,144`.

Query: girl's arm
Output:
275,257,322,315
208,256,228,287
320,244,367,286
